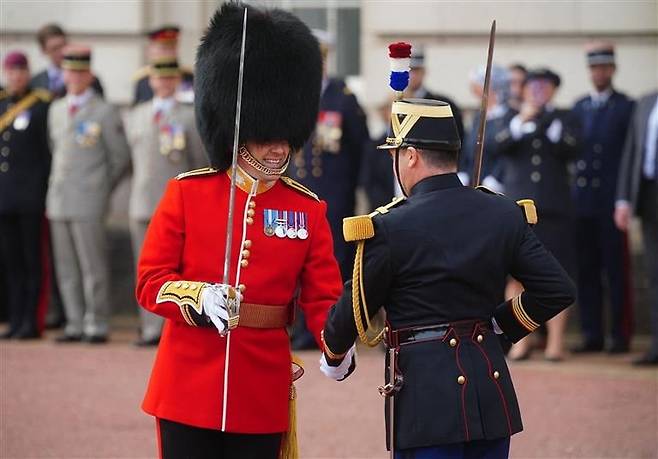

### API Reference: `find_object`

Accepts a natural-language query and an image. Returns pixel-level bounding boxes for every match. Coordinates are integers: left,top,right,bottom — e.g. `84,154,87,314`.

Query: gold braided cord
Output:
352,241,385,347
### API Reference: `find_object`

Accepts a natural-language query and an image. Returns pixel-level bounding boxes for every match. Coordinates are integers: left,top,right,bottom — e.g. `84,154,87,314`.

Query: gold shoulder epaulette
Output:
32,88,52,102
132,65,150,82
0,90,7,100
343,197,405,242
175,167,219,180
342,86,352,96
516,199,538,225
475,185,503,196
280,176,319,201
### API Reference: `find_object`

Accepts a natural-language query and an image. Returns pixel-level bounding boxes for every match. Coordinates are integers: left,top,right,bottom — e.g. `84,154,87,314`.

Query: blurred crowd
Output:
1,23,656,366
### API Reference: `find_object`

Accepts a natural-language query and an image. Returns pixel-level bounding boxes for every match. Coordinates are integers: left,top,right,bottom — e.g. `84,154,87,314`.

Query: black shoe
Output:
570,341,604,353
0,329,17,340
632,353,658,366
55,333,83,343
606,341,629,354
83,334,108,344
14,328,40,340
45,317,66,330
133,336,160,347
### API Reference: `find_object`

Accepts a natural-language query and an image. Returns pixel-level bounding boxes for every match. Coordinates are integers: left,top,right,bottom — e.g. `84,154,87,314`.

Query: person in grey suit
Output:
615,91,658,366
126,57,207,346
47,46,130,343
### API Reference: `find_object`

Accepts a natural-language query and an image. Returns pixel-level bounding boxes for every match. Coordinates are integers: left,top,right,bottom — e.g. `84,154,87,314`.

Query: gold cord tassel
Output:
280,355,303,459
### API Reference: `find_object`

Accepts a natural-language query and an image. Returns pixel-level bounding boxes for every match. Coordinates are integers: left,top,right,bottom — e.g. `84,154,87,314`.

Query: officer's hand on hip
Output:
320,345,357,381
202,284,241,335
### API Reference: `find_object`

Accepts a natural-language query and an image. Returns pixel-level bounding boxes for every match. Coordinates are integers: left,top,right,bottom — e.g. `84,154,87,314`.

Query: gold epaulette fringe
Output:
175,167,219,180
516,199,538,225
343,196,405,242
280,176,319,201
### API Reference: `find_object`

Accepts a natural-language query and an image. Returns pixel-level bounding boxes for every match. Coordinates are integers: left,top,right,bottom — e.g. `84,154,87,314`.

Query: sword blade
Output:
223,7,248,285
471,20,496,188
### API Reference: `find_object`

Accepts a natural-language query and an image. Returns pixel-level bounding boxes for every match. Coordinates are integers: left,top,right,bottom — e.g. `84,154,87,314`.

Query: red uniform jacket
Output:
136,166,342,433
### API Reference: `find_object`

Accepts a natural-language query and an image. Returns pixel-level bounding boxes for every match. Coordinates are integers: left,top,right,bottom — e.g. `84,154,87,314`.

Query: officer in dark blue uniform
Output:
495,68,580,360
321,98,576,459
288,32,369,349
0,52,51,339
571,42,635,354
133,26,194,105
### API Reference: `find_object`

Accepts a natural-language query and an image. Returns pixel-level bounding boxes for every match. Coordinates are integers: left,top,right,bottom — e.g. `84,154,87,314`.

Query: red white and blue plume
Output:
388,42,412,97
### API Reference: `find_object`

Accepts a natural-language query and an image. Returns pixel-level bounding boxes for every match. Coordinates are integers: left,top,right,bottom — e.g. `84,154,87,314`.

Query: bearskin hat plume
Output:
195,3,323,170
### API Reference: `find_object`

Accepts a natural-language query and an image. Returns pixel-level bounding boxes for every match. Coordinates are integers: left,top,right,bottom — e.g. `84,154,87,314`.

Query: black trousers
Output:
157,418,282,459
0,213,42,335
575,214,632,346
638,179,658,356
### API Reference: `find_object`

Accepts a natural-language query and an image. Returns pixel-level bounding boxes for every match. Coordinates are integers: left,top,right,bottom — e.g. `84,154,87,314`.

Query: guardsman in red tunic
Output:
135,4,342,458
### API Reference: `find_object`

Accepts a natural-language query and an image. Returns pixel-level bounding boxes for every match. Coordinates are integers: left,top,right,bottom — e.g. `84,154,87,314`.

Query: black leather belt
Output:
390,319,490,347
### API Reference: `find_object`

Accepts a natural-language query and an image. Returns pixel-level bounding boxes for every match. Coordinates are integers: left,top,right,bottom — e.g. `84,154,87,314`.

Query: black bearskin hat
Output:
195,3,323,170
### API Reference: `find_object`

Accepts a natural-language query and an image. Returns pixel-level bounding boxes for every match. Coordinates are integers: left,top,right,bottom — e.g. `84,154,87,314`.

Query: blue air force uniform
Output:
571,89,634,349
288,78,369,280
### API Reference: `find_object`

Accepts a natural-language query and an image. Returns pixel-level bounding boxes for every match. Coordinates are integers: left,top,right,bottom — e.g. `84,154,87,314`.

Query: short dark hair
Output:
417,147,459,169
37,24,66,49
509,63,527,75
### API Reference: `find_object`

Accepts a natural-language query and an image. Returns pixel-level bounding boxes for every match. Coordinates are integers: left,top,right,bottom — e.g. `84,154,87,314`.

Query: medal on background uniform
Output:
297,212,308,240
160,124,173,156
75,121,100,147
264,209,276,236
286,211,297,239
13,111,30,131
275,210,287,238
172,124,186,151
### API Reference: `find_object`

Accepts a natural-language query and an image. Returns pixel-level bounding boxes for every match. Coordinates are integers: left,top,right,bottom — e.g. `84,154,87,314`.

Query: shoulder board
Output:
475,185,503,196
0,89,7,100
342,86,352,96
32,88,52,102
132,66,150,82
280,176,319,201
343,197,405,242
516,199,538,225
175,167,219,180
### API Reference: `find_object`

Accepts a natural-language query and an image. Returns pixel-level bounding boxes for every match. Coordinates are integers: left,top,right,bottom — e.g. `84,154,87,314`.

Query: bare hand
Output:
614,205,631,232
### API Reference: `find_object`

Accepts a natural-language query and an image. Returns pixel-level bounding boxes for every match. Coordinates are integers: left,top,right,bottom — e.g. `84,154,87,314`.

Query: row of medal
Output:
159,123,187,161
74,121,101,147
263,209,308,240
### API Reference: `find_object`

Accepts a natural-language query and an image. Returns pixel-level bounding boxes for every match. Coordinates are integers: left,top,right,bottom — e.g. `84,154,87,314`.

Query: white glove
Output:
202,283,239,335
320,345,356,381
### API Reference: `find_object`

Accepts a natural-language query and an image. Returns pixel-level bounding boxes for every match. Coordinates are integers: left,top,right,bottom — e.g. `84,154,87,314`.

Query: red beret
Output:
3,51,28,69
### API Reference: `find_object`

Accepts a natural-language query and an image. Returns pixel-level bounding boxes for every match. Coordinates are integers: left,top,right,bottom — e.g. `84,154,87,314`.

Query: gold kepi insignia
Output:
380,100,454,149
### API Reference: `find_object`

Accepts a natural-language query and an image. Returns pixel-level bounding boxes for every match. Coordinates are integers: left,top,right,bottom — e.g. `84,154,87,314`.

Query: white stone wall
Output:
362,1,658,115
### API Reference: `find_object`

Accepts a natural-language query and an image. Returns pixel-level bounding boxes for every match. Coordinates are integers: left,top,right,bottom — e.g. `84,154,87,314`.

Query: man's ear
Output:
406,146,418,168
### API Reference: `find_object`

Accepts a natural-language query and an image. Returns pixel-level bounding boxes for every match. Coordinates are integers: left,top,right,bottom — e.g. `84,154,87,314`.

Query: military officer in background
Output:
406,48,464,142
321,98,576,458
459,64,514,191
31,23,104,99
126,57,207,347
0,52,51,339
496,68,580,361
615,90,658,366
287,30,370,350
136,4,342,457
47,45,131,343
132,25,194,105
571,42,635,354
